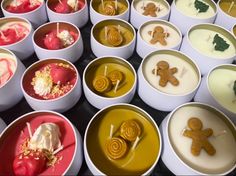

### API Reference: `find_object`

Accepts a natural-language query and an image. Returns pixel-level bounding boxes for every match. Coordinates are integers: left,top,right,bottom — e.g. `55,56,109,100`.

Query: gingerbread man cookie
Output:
148,26,169,45
152,61,179,87
183,117,216,156
142,3,159,17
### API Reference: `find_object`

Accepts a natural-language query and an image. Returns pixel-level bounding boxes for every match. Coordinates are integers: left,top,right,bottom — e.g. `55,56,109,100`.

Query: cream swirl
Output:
0,57,16,87
57,30,75,47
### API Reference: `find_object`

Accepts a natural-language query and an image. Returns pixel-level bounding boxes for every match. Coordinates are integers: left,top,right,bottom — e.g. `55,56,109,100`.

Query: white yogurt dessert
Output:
168,105,236,174
143,53,199,95
175,0,215,19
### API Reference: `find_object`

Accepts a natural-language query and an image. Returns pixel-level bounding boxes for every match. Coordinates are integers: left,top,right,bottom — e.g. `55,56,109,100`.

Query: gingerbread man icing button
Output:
148,26,169,45
152,61,179,87
142,3,160,17
183,117,216,156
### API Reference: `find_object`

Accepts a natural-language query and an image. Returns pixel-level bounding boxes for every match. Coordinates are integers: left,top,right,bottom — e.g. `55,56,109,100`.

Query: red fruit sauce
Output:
52,0,85,14
6,0,41,13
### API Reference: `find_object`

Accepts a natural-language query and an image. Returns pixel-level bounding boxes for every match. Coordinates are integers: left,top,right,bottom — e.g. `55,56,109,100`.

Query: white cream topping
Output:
57,30,75,47
9,0,42,7
33,71,53,96
67,0,78,11
29,123,62,152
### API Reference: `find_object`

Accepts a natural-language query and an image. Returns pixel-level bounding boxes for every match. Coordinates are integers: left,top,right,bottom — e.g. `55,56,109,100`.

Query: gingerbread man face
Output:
148,26,169,46
142,3,159,17
183,117,216,156
152,61,179,87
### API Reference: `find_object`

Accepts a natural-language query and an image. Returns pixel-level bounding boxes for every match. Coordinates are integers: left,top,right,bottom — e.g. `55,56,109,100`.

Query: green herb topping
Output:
194,0,209,13
213,34,230,52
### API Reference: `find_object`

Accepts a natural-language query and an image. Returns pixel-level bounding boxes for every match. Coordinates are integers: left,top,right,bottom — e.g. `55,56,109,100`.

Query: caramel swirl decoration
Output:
102,1,117,16
105,137,128,160
92,75,112,93
120,120,141,141
107,70,124,85
107,26,123,47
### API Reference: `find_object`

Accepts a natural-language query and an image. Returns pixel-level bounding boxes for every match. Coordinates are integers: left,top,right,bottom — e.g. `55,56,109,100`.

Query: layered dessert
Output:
169,105,236,174
85,58,135,98
175,0,216,18
4,0,43,13
0,52,16,87
86,105,160,175
0,21,30,46
22,61,77,100
92,0,128,16
48,0,85,13
133,0,169,17
140,22,181,49
143,53,199,95
189,26,236,58
0,112,76,175
93,22,134,47
208,66,236,114
219,0,236,18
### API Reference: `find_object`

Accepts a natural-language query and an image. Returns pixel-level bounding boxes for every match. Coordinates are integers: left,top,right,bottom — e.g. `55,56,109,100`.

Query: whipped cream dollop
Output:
9,0,42,7
0,57,16,87
29,123,62,152
57,30,75,47
67,0,78,11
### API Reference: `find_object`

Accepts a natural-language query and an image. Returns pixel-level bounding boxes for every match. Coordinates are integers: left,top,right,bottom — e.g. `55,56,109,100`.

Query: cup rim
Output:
165,102,236,175
173,0,218,20
32,21,81,52
91,18,136,49
138,19,182,50
83,55,137,100
186,23,236,60
0,48,19,89
206,64,236,115
217,0,236,19
131,0,170,19
1,0,45,15
46,0,87,16
0,110,79,175
90,0,130,18
84,103,162,175
20,57,80,102
0,16,33,47
140,49,201,97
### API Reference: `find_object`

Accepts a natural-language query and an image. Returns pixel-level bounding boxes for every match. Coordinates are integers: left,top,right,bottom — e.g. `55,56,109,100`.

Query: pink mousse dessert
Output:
5,0,42,13
0,112,77,175
0,56,16,87
0,20,30,46
50,0,85,14
22,61,77,100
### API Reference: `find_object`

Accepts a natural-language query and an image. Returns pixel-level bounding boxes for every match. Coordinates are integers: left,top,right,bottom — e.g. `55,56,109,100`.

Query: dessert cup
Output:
83,56,137,109
84,103,162,175
90,0,130,25
130,0,170,29
21,58,82,113
33,21,83,63
91,19,136,59
46,0,89,28
160,102,236,175
138,49,201,111
0,48,25,112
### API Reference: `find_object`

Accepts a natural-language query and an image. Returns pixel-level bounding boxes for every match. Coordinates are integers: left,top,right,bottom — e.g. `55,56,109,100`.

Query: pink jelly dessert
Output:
23,62,77,100
6,0,42,13
42,29,78,50
0,22,30,45
0,57,16,87
0,112,76,175
52,0,85,14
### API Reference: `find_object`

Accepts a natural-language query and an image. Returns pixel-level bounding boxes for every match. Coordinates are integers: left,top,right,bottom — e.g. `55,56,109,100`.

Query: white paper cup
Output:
0,118,6,134
160,102,236,175
46,0,89,28
169,0,217,35
194,64,236,124
90,0,130,25
0,48,25,112
21,58,82,113
130,0,170,29
83,56,137,109
84,103,162,175
137,49,201,111
214,0,236,30
0,17,34,60
0,110,83,175
33,21,83,63
91,19,136,59
136,19,182,58
1,0,47,29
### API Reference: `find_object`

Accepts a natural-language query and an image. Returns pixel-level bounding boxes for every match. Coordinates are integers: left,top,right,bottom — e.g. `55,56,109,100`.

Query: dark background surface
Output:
1,0,236,175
